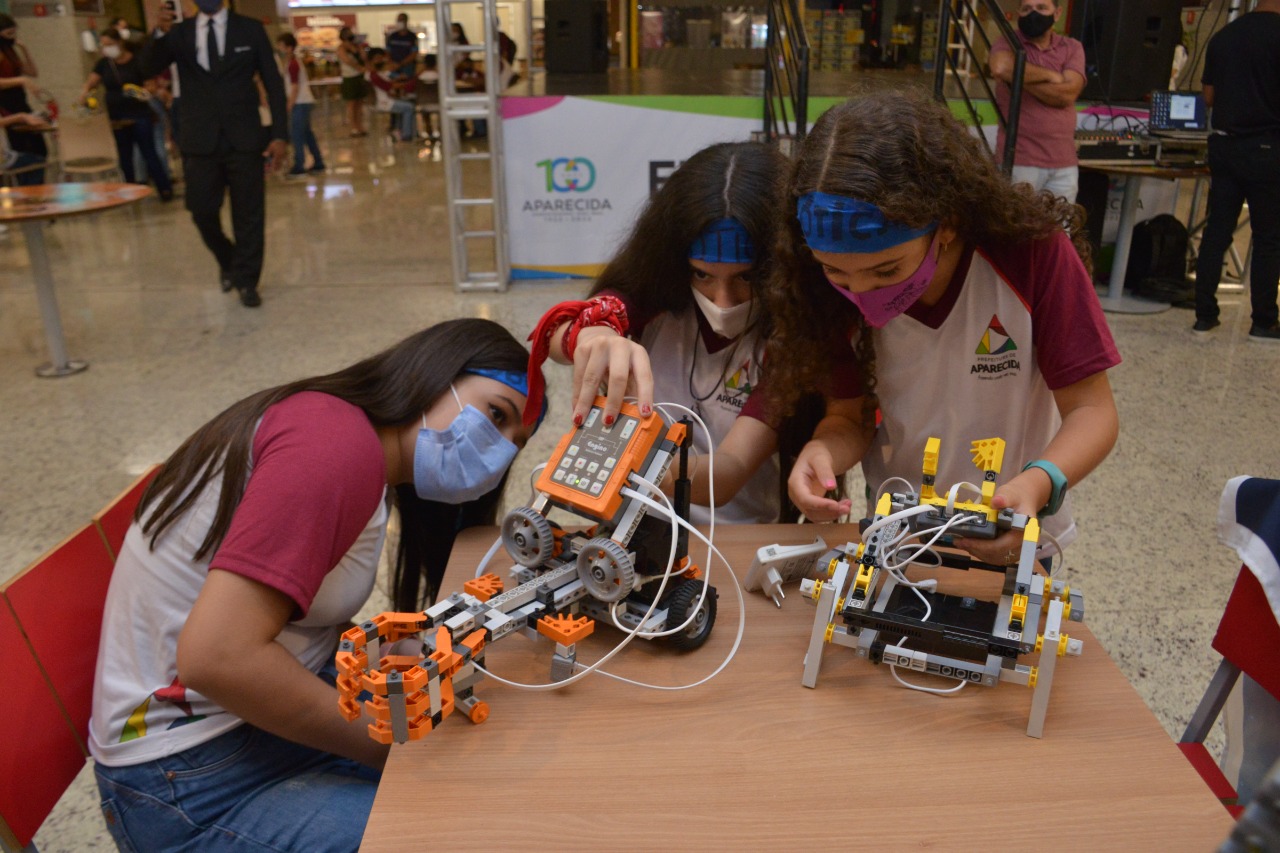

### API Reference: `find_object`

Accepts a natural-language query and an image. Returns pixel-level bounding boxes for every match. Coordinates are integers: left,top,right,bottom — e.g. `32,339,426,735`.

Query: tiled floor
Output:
3,116,1275,850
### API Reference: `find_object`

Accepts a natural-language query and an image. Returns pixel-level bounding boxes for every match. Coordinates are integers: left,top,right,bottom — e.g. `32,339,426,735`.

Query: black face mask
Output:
0,35,15,48
1018,10,1055,38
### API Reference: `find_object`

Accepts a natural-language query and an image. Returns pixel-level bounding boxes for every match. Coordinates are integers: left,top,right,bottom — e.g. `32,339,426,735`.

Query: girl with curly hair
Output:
527,141,858,523
767,91,1119,564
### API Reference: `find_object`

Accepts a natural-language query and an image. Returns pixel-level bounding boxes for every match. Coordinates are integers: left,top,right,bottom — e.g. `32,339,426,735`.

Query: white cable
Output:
471,399,736,692
865,489,972,697
875,476,916,500
945,480,982,515
470,476,679,691
527,462,547,499
591,483,746,690
473,534,505,579
650,400,715,581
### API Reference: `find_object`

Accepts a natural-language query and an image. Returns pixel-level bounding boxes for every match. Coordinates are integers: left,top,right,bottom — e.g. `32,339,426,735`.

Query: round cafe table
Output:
0,182,152,377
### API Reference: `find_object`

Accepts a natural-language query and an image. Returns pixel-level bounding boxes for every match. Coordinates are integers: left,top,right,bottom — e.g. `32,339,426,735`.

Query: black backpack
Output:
1124,213,1192,302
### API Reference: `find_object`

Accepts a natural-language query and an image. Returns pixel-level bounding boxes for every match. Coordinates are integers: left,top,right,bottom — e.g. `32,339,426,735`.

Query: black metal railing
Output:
762,0,810,146
933,0,1025,174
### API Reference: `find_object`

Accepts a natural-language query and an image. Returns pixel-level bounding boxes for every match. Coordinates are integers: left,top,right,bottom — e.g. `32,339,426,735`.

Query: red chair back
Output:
4,524,117,747
0,522,117,848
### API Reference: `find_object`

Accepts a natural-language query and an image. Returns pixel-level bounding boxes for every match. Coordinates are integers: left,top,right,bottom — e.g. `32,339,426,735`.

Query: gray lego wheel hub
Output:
576,537,635,603
501,506,555,568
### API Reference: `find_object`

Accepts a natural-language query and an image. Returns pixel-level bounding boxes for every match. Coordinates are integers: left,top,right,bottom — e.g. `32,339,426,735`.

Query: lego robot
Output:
336,398,718,744
798,436,1084,738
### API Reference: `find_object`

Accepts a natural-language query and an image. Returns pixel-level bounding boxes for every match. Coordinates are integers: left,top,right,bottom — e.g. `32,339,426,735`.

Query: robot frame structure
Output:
798,437,1084,738
336,399,719,745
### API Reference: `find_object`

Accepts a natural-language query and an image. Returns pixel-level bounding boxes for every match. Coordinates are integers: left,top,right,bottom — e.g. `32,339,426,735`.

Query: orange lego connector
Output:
463,573,504,602
665,421,688,447
537,613,595,645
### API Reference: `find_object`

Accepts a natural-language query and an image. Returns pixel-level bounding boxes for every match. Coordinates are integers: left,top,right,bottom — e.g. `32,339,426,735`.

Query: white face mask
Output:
398,21,408,31
691,288,754,339
117,27,130,39
102,44,122,59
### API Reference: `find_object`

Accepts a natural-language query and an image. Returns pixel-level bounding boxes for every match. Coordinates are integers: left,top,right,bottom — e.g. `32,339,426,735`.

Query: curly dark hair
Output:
763,90,1092,418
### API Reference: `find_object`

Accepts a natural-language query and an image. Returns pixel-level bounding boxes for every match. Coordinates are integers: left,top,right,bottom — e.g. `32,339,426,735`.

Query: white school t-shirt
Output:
862,233,1121,549
640,305,779,524
89,393,389,766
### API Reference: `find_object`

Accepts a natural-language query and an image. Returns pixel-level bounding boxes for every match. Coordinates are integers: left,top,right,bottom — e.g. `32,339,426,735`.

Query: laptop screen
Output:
1150,91,1208,131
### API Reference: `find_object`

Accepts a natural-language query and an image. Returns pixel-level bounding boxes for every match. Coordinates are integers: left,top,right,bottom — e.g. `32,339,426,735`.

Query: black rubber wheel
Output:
664,580,717,651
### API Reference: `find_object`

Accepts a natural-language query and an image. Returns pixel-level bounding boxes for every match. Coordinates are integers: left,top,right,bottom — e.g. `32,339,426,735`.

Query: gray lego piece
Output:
801,561,848,688
1026,598,1064,738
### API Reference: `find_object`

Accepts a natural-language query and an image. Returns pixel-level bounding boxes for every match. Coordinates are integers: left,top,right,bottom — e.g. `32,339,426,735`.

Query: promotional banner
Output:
502,96,760,279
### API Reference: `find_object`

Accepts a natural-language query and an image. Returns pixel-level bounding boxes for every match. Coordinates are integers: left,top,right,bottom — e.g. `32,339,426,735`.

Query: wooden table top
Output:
0,183,151,224
1079,162,1210,180
361,524,1233,850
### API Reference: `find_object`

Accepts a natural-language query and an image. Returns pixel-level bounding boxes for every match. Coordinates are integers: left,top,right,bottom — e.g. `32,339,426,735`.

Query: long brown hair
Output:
590,140,825,520
136,318,530,610
763,90,1092,417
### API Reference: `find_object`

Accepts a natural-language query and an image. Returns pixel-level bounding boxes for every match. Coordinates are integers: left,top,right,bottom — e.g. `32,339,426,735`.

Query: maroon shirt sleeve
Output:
288,57,301,86
210,392,387,617
981,232,1121,390
1065,38,1085,78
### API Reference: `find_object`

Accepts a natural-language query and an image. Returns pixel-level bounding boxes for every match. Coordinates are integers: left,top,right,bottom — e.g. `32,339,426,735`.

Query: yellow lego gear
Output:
1028,666,1038,688
824,623,835,643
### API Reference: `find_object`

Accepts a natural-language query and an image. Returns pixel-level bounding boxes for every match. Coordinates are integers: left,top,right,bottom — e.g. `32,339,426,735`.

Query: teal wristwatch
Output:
1022,459,1068,517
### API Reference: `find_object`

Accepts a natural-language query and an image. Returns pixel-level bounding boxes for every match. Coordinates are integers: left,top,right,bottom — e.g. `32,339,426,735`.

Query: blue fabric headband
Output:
796,192,934,254
688,217,756,264
464,368,547,429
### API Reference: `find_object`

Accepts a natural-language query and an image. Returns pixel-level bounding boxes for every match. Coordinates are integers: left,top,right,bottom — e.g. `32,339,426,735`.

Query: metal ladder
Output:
435,0,509,291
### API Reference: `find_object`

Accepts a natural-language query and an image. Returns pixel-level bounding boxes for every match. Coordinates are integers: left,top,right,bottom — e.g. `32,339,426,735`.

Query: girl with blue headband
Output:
528,141,859,523
765,91,1119,565
89,319,539,850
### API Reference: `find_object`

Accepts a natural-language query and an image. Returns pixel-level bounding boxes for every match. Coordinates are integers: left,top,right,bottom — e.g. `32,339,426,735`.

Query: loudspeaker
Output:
545,0,609,74
1069,0,1182,103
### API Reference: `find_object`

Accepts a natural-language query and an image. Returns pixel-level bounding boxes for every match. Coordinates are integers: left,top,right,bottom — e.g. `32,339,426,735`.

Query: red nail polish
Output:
641,405,651,416
604,415,615,426
573,414,583,426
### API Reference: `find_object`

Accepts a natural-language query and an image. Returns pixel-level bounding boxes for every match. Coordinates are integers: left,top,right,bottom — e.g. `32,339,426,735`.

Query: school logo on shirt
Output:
970,314,1021,380
715,359,754,409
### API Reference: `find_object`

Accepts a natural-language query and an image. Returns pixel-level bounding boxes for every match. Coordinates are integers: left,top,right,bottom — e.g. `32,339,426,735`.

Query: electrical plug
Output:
743,538,829,607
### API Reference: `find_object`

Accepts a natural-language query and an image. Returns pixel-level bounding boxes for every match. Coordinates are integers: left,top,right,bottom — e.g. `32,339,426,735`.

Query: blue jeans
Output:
112,115,173,195
290,103,325,172
387,98,415,141
95,721,379,851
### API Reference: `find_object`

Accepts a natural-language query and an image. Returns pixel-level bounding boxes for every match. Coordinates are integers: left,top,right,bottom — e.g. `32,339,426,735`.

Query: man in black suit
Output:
145,0,287,307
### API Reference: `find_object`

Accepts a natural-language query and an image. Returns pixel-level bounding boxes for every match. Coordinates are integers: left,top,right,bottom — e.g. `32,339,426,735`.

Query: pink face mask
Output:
829,230,942,328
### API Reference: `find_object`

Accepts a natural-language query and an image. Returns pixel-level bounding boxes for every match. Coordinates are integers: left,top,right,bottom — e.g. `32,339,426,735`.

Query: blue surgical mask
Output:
194,0,223,15
412,385,517,503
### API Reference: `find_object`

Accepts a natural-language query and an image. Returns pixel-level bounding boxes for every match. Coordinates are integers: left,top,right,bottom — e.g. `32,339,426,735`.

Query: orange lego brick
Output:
665,421,688,447
377,654,424,673
463,573,504,602
536,613,595,645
